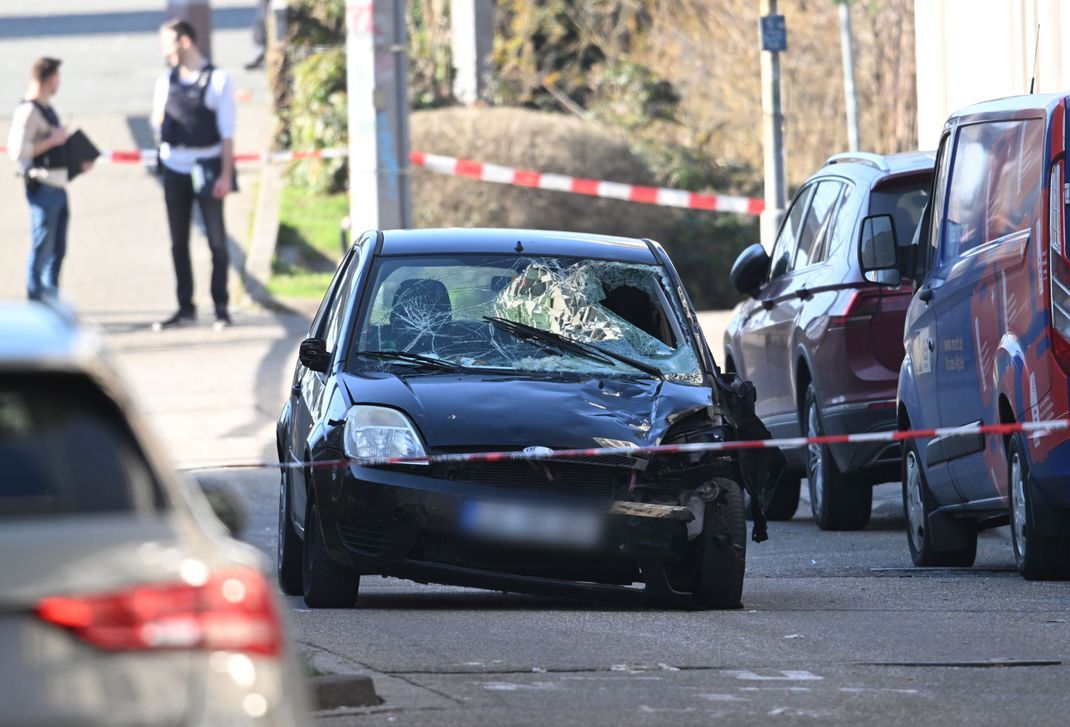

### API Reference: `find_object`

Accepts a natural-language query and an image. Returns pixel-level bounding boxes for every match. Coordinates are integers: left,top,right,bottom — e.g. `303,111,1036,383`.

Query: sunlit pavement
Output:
206,467,1070,726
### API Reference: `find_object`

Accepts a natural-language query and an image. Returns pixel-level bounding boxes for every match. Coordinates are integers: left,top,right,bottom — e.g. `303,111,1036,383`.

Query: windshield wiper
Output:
483,316,663,379
355,350,462,372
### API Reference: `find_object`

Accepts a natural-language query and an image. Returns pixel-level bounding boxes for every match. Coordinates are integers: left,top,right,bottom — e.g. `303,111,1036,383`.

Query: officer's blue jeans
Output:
25,183,69,301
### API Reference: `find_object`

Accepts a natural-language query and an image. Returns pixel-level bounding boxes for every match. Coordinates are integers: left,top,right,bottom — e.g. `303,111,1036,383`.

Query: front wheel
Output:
805,384,872,530
303,501,361,608
690,479,747,609
1008,435,1070,580
902,440,977,567
277,468,304,596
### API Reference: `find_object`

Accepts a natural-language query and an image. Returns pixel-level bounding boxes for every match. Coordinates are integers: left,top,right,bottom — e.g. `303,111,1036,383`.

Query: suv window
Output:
795,180,845,269
869,176,930,251
814,183,854,264
769,185,814,280
0,374,163,518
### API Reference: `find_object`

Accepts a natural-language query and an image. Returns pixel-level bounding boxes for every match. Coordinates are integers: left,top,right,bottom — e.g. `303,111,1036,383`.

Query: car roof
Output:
949,92,1066,123
822,150,936,179
0,302,94,366
376,228,659,263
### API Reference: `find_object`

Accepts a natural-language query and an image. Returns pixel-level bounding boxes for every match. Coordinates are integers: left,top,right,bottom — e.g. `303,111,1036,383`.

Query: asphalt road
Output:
200,470,1070,726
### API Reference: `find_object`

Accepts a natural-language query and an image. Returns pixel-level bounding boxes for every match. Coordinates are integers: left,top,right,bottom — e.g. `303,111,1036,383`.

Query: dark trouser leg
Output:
163,168,196,314
196,191,229,313
44,189,70,290
253,0,268,47
25,184,64,301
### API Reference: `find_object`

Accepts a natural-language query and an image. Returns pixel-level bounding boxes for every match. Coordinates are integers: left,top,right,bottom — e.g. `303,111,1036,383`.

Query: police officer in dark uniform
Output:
152,19,237,330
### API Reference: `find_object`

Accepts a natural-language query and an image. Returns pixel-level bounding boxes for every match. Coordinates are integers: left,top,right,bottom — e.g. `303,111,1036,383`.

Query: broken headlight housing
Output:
343,405,427,462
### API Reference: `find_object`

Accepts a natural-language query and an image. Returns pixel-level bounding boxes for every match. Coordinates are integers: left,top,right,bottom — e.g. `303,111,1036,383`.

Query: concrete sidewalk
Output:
0,1,303,468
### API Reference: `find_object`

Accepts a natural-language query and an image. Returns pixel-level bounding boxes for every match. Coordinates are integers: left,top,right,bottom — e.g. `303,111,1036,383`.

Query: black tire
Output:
804,384,872,530
277,468,304,596
1008,435,1070,580
764,474,801,521
302,500,360,608
691,479,747,609
902,439,977,567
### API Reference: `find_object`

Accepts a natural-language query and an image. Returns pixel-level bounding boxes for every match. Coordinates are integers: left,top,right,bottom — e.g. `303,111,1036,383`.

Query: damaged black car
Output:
277,229,783,610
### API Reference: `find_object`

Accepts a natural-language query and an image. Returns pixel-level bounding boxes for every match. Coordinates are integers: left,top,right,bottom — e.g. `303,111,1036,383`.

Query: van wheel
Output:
1008,435,1070,580
277,468,304,596
902,440,977,567
690,479,747,609
804,384,872,530
303,500,361,608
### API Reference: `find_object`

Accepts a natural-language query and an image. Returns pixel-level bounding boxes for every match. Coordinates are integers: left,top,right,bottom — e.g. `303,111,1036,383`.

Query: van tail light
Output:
1048,161,1070,376
35,567,281,657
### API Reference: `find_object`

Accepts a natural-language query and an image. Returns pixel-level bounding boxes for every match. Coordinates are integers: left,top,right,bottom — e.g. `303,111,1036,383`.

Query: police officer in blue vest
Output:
152,18,237,330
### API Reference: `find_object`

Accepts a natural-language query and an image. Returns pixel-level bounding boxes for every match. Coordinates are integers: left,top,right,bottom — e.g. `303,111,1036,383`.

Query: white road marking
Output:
728,670,823,681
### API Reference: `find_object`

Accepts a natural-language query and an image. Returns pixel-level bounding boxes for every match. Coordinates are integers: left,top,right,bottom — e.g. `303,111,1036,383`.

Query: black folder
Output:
65,129,100,180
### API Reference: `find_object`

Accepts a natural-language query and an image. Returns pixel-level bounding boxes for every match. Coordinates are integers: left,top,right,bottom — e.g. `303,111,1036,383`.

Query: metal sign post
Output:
346,0,413,231
759,1,787,251
451,0,494,105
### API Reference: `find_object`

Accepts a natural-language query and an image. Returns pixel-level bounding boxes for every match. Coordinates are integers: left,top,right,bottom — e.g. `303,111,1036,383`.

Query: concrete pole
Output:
165,0,212,61
346,0,413,230
451,0,495,105
838,1,860,151
760,0,787,251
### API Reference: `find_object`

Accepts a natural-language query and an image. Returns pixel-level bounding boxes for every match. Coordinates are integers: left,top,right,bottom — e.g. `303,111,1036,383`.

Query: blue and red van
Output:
865,93,1070,579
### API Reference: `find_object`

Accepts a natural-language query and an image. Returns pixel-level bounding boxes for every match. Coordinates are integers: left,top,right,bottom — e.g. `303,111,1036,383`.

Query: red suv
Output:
724,152,934,529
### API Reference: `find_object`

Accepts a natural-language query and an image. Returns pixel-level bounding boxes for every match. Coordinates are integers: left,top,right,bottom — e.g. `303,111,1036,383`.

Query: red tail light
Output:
1048,161,1070,376
35,567,281,656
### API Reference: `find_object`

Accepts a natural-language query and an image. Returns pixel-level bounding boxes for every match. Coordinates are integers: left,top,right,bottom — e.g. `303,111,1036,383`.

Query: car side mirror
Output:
859,214,901,286
299,337,331,373
730,243,771,298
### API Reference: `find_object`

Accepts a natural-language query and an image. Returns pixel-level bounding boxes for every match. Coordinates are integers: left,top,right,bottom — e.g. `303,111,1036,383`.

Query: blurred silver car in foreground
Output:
0,302,308,726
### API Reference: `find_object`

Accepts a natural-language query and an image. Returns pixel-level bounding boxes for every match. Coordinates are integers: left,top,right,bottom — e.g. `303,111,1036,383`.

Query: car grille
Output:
336,521,393,557
436,459,627,498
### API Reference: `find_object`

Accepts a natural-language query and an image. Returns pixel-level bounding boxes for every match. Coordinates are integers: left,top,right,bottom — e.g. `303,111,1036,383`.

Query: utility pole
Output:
451,0,494,105
759,0,787,251
346,0,413,230
165,0,212,60
838,0,860,151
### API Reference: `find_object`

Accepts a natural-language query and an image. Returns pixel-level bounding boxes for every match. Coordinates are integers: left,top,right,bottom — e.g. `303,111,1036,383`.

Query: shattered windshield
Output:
349,255,703,383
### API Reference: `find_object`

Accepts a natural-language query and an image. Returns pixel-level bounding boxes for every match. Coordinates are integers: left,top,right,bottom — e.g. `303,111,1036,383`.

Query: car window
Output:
813,183,855,264
310,246,357,339
324,247,365,355
796,181,846,268
869,176,931,251
941,119,1044,265
927,133,952,273
0,374,163,518
769,185,814,280
352,254,703,383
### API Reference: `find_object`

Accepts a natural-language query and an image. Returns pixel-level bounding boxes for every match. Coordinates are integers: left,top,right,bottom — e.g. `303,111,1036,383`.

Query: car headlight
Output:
343,405,427,462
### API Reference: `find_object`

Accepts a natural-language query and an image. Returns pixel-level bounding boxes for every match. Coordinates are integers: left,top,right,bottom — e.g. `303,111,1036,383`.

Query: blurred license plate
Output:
459,500,603,547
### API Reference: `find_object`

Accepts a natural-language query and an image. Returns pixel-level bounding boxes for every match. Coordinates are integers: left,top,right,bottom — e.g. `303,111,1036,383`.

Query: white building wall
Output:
915,0,1070,148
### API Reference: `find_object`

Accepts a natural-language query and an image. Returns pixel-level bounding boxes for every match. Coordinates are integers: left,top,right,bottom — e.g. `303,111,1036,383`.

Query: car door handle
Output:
795,287,812,300
927,338,934,351
918,287,933,303
761,299,776,310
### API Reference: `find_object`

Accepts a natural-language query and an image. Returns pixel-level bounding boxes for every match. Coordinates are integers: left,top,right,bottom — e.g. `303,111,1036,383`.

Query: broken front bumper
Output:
312,461,705,603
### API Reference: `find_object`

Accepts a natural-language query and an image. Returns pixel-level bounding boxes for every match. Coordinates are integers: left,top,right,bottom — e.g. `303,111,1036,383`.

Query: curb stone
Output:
310,674,382,710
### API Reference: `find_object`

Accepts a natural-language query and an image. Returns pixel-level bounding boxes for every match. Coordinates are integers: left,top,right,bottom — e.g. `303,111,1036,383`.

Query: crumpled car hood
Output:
340,372,714,450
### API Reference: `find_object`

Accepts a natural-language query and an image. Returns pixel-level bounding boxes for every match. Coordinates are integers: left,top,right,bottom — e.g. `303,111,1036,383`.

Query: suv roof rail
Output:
823,152,890,172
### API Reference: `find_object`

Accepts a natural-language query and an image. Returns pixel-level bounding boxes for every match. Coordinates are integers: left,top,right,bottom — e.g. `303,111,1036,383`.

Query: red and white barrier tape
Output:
179,418,1069,473
4,145,763,215
408,151,765,215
